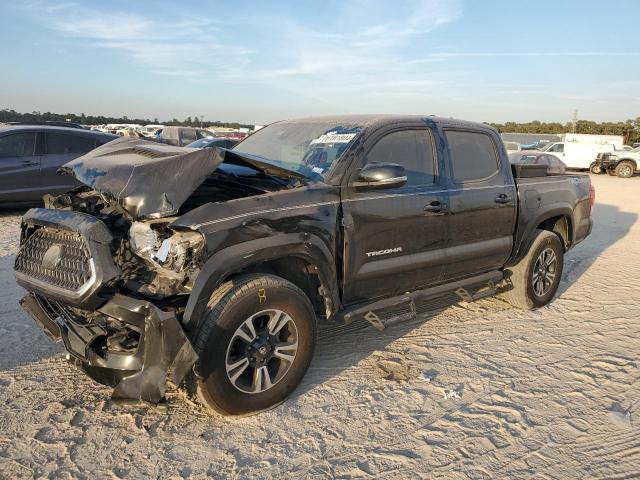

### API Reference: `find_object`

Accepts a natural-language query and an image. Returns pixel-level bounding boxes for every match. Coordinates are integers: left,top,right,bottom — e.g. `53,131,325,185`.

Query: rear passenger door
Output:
0,131,41,203
341,127,448,305
441,129,516,281
41,132,96,196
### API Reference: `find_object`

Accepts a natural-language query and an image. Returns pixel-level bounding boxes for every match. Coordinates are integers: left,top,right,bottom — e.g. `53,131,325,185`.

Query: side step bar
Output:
341,271,505,331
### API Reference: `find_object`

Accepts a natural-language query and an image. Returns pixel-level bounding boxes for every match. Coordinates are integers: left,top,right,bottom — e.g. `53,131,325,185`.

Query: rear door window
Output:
445,130,499,183
0,132,36,157
45,133,96,154
365,129,436,187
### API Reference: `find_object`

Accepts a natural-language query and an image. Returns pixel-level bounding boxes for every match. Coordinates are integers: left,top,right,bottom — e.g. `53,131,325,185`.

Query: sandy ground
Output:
0,174,638,479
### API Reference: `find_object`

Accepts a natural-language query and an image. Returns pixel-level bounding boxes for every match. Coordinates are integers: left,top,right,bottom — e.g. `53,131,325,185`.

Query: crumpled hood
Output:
61,137,224,219
60,137,306,220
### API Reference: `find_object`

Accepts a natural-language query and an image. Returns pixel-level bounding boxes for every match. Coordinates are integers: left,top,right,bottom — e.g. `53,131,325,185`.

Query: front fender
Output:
182,233,339,333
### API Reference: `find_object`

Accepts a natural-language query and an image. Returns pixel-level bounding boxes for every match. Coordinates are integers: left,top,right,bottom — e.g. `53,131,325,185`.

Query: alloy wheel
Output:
531,247,558,297
225,309,298,394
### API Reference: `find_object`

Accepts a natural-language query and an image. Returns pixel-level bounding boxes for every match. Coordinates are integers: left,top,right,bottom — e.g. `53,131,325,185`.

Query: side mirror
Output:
352,162,407,189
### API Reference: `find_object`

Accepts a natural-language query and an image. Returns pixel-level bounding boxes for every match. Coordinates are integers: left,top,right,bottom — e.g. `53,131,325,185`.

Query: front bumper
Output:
20,293,197,403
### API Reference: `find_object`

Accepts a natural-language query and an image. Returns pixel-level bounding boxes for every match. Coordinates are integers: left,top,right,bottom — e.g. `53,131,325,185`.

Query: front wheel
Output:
589,162,603,174
192,274,317,415
501,230,564,310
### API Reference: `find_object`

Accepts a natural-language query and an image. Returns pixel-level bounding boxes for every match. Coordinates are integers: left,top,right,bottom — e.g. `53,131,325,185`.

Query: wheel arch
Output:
510,207,574,266
617,157,637,167
183,233,340,334
537,214,572,251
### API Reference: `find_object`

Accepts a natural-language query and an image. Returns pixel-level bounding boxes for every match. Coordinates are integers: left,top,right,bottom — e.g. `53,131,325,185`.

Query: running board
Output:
341,271,505,331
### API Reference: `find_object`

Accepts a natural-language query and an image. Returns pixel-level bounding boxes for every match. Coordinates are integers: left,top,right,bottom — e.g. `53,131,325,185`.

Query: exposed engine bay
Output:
43,161,287,302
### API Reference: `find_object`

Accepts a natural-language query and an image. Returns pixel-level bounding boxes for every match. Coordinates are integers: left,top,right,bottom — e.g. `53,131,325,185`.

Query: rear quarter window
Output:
445,130,499,183
46,133,96,154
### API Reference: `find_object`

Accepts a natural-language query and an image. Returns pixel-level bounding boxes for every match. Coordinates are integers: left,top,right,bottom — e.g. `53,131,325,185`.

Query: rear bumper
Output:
20,293,197,403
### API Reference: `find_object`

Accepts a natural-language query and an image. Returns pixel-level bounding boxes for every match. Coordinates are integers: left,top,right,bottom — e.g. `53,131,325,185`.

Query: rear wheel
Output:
501,230,564,310
589,162,603,174
615,161,635,178
192,274,317,415
607,167,618,176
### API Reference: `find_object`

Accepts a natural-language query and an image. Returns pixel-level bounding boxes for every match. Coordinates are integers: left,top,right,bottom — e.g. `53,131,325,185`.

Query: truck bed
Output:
509,171,593,266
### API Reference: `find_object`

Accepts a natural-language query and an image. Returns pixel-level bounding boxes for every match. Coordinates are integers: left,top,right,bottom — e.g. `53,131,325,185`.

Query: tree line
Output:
3,109,639,144
489,118,640,144
0,109,254,130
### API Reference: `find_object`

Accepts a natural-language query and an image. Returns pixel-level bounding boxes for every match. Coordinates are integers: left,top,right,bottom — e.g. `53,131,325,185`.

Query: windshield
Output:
231,120,363,179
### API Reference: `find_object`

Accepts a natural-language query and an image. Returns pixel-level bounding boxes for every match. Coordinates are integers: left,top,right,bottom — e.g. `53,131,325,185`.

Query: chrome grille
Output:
15,228,94,293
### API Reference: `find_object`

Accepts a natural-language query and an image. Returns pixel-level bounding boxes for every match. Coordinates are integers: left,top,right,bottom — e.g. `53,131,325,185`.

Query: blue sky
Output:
1,0,639,125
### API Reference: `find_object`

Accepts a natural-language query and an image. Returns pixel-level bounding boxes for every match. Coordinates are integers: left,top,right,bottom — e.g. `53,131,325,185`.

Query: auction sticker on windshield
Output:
310,132,357,144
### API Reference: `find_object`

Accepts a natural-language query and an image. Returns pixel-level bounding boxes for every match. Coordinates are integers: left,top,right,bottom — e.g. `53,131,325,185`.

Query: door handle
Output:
424,201,447,213
22,160,38,166
495,193,510,204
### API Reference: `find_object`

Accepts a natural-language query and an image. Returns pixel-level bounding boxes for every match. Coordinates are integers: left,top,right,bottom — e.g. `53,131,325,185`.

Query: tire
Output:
501,230,564,310
589,162,603,174
192,274,317,415
615,161,635,178
607,167,618,176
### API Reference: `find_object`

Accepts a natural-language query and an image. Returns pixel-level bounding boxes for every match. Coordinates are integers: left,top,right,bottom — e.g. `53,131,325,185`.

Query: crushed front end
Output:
14,207,198,403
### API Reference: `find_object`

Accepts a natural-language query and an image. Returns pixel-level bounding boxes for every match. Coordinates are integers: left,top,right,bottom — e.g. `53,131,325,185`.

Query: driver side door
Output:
340,127,448,305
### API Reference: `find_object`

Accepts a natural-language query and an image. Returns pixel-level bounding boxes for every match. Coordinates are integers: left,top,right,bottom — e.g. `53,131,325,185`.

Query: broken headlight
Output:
129,222,158,257
152,231,204,272
129,222,204,272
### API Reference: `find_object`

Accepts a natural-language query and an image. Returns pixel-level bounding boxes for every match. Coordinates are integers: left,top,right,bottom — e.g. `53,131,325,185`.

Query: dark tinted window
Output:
446,131,499,182
46,133,95,155
366,130,435,186
0,132,36,157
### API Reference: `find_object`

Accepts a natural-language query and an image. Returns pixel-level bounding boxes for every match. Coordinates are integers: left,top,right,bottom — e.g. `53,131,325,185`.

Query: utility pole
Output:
572,109,578,133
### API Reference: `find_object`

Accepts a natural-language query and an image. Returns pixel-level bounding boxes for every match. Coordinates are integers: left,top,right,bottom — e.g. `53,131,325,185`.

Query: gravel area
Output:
0,175,638,478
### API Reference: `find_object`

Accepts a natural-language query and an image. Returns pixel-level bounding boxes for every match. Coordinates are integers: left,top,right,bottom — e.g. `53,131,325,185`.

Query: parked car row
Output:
0,126,117,207
0,124,242,208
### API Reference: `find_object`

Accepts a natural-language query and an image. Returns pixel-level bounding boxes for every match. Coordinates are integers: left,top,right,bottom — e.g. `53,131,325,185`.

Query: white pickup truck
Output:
592,147,640,178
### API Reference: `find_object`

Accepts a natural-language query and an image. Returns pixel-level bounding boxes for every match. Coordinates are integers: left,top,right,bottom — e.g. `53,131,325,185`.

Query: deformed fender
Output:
102,297,198,403
182,232,339,333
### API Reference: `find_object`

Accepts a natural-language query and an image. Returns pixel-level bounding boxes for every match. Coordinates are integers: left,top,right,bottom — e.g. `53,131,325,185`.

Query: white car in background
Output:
542,141,616,170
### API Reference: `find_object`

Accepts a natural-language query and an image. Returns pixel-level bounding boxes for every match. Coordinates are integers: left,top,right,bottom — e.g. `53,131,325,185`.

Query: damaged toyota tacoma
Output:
14,115,594,415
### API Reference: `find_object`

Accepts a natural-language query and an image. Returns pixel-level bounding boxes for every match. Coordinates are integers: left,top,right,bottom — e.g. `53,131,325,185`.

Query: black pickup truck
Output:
14,115,594,415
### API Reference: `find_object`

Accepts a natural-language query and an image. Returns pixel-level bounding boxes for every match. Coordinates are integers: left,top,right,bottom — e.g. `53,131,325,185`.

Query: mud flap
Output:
111,304,198,404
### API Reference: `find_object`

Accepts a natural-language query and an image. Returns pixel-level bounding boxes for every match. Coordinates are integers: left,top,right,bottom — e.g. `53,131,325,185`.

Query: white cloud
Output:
39,3,251,77
35,0,463,91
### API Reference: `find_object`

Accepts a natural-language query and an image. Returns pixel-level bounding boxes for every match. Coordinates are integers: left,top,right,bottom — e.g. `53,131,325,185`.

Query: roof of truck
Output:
277,114,496,133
